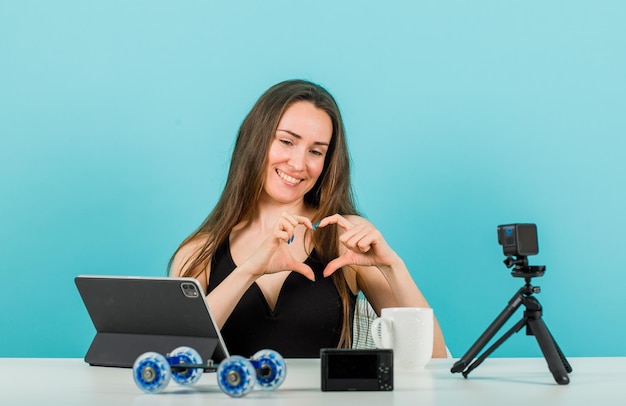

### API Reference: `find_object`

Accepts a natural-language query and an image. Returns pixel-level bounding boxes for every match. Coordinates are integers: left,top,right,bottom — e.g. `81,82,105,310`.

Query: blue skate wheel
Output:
169,346,203,386
133,352,171,394
217,355,256,398
250,349,287,390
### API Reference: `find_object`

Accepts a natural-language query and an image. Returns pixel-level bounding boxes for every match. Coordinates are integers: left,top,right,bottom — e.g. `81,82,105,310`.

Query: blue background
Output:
1,1,625,358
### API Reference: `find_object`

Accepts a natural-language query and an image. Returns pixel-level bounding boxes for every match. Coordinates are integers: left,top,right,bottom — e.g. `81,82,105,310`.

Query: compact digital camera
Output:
320,348,393,391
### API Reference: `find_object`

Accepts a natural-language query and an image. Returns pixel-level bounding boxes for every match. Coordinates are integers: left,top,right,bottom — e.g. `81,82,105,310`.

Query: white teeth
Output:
277,170,301,185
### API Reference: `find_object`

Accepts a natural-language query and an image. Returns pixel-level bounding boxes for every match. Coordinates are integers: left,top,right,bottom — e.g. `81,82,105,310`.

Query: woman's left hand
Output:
317,214,400,277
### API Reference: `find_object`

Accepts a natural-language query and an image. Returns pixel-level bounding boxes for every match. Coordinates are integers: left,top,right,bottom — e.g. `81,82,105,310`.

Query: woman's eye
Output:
310,150,324,156
280,139,293,146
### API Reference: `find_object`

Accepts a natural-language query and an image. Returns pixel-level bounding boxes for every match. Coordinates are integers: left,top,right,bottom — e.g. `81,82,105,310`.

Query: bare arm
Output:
318,214,448,358
171,213,316,329
204,263,259,329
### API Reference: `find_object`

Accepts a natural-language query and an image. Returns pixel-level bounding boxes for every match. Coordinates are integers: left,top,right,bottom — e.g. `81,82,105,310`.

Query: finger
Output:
338,224,371,252
275,219,294,244
279,212,299,232
350,228,382,253
278,213,306,244
347,233,373,253
291,263,316,281
292,214,316,230
281,212,316,230
339,223,365,244
279,213,315,244
317,214,355,231
322,254,353,278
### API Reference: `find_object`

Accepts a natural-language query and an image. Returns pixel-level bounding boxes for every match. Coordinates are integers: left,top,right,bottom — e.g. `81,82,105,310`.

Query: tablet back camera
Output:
181,282,199,298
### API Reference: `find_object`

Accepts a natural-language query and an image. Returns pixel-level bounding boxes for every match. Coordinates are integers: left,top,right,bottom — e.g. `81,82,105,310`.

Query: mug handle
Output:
370,317,392,348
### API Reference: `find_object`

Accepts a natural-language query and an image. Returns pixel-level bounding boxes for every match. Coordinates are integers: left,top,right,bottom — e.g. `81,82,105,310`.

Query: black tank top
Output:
208,238,355,358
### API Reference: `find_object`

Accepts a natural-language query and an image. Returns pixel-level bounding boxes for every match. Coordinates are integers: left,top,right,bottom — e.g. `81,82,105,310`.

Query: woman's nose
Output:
287,148,306,170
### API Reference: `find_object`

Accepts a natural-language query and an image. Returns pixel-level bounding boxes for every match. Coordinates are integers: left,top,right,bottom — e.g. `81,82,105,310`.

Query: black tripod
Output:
450,256,572,385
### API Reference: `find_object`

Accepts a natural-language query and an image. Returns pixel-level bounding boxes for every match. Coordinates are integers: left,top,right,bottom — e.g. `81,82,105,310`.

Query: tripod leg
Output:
551,332,573,373
525,311,570,385
451,287,524,374
462,318,526,378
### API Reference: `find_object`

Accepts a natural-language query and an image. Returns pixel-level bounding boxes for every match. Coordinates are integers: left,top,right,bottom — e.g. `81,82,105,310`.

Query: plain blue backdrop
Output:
1,1,625,358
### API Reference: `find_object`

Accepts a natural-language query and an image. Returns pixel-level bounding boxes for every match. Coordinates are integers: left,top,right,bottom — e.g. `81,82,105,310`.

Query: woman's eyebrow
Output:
276,129,329,146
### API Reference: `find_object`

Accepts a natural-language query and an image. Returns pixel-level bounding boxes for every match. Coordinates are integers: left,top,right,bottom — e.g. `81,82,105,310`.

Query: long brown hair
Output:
168,79,359,348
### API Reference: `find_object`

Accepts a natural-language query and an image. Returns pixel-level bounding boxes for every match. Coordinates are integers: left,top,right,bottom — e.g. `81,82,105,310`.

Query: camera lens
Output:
181,283,198,298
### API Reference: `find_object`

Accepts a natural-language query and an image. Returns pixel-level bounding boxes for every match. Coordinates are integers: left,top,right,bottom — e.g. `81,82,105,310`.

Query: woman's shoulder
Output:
171,234,211,277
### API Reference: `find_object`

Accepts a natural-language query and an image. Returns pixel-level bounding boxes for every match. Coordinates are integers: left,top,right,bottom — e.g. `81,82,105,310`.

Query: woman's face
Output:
263,101,333,205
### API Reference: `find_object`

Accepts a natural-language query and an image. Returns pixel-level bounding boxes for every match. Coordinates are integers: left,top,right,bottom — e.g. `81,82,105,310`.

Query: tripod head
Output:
504,255,546,279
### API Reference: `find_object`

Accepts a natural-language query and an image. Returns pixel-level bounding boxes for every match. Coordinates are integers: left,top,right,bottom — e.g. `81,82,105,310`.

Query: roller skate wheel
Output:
169,346,203,385
133,352,171,394
217,355,256,398
251,349,287,390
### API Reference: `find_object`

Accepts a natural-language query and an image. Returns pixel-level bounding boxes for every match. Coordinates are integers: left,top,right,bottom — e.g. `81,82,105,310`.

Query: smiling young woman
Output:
169,79,447,359
262,101,331,206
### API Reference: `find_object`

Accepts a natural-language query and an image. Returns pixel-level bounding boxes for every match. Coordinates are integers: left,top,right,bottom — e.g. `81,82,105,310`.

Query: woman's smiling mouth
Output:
276,169,303,185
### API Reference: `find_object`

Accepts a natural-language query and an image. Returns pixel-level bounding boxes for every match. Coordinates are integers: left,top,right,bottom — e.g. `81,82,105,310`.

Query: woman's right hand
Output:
241,212,316,281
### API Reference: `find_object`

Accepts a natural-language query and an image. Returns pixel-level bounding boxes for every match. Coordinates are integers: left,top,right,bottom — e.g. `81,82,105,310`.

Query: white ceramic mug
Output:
370,307,434,370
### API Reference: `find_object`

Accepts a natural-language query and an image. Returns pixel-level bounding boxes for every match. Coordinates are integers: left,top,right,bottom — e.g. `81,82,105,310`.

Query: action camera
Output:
497,223,539,257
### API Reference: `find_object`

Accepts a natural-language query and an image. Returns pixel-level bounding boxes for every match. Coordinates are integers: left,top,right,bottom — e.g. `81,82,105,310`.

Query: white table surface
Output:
1,357,624,405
